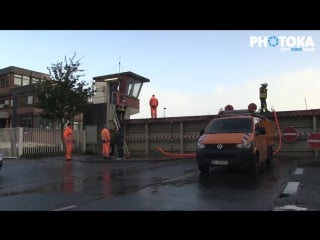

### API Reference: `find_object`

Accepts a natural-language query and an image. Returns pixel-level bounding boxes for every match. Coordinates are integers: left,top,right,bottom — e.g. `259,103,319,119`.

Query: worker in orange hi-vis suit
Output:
63,122,74,161
101,125,111,160
149,94,159,119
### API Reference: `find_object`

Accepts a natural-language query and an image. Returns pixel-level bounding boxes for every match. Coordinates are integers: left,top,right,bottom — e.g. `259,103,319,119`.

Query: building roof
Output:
0,66,49,79
93,71,150,83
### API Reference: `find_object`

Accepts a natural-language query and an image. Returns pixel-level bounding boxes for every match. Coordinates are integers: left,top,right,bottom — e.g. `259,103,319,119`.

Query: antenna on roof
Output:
118,56,121,73
305,97,308,110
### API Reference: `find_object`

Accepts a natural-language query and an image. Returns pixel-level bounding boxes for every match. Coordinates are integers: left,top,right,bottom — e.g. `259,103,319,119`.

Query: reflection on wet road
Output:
0,157,296,210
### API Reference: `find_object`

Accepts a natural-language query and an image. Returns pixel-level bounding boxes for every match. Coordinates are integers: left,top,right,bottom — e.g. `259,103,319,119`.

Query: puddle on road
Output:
0,173,112,196
0,170,160,197
0,163,200,197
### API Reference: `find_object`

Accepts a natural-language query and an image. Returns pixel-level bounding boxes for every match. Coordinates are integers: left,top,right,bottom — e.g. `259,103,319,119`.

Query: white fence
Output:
0,128,86,158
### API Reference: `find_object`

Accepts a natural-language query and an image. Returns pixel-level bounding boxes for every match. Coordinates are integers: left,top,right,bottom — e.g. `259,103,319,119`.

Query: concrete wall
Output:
274,114,319,159
123,116,214,158
121,110,320,159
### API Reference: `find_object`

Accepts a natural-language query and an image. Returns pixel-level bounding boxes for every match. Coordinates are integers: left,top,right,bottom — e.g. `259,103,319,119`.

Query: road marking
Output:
283,182,300,195
161,172,197,183
134,171,198,190
274,205,308,211
294,168,304,175
53,205,77,211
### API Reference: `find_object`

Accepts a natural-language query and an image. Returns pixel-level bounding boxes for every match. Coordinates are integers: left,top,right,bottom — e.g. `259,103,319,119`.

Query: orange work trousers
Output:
151,107,157,118
102,142,110,157
65,141,73,160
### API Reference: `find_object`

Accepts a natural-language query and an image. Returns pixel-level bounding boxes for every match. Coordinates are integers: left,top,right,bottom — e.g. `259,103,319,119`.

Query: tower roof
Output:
93,71,150,83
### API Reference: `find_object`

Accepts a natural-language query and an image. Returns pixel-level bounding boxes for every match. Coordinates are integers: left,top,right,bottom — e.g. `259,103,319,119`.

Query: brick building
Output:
0,66,83,129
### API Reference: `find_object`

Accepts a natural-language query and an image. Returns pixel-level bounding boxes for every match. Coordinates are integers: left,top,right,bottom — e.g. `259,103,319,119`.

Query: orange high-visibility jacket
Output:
63,126,73,143
149,96,158,107
101,128,111,142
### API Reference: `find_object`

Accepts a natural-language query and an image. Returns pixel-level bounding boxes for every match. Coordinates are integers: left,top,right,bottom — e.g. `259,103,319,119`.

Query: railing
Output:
0,128,86,158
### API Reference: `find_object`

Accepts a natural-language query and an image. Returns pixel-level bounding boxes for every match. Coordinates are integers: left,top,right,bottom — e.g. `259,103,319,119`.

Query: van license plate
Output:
211,160,228,165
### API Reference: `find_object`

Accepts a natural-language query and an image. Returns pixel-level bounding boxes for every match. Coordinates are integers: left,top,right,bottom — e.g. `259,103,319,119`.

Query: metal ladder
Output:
111,104,130,158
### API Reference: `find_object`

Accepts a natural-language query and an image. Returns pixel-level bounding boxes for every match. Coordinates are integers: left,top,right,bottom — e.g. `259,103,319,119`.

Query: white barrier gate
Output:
0,128,86,158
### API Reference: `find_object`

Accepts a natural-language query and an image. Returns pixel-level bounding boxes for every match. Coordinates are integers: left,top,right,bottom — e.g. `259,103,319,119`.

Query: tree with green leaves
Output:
34,53,95,144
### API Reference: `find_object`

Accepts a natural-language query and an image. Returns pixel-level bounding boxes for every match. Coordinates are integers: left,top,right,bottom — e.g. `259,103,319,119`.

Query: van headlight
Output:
236,142,252,149
197,142,205,149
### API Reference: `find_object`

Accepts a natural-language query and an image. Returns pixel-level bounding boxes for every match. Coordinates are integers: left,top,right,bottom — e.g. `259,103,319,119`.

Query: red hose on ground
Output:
156,146,196,159
272,109,282,155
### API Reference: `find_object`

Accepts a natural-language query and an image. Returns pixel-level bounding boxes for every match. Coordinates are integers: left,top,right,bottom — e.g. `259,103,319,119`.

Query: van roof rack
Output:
218,109,266,119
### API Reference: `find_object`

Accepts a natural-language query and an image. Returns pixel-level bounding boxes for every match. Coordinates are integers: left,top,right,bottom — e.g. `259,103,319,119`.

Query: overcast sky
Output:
1,30,319,119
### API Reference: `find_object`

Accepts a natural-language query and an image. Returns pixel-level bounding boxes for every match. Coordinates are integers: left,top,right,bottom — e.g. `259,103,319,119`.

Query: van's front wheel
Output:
196,156,210,173
198,164,210,173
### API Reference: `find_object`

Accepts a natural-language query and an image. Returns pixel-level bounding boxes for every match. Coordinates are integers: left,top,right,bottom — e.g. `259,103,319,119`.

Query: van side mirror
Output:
255,126,266,135
199,129,204,136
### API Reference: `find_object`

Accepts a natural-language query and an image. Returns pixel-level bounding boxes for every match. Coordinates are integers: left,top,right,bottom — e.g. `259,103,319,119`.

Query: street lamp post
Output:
163,107,166,118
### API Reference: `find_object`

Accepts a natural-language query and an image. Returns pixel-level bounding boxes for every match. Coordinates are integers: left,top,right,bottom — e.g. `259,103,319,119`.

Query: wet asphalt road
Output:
0,157,296,211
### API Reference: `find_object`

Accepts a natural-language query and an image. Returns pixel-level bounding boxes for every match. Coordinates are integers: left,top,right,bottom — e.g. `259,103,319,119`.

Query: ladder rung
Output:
111,104,129,156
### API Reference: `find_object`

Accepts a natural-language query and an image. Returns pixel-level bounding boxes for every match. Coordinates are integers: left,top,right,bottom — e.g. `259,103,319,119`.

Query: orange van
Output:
196,109,277,174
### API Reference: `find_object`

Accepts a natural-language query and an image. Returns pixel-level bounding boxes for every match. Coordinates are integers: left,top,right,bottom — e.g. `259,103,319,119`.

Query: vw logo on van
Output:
217,144,223,149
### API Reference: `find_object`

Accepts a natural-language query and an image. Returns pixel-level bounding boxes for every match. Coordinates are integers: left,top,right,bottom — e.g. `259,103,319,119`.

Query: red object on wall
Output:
282,127,298,143
308,133,320,149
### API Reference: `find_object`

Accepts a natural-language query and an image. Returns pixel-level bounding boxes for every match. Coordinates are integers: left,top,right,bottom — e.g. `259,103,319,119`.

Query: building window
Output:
0,97,7,108
0,74,10,88
32,77,39,84
127,78,142,98
14,74,22,86
22,75,30,86
28,96,33,105
0,97,11,108
16,94,30,107
0,76,5,88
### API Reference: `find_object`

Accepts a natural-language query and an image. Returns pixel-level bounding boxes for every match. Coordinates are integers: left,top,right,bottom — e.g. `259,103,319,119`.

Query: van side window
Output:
207,118,253,133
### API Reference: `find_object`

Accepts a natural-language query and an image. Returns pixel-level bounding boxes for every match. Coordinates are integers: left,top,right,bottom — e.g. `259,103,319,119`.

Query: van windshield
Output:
205,118,253,134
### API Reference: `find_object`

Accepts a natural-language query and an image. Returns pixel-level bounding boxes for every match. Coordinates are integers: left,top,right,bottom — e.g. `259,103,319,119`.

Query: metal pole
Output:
145,123,149,158
12,90,17,128
313,116,318,160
